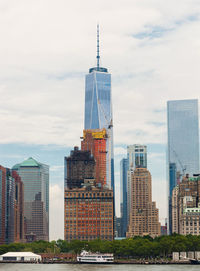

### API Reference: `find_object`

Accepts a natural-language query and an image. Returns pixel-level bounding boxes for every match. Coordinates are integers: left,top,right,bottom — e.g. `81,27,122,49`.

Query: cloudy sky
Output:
0,0,200,240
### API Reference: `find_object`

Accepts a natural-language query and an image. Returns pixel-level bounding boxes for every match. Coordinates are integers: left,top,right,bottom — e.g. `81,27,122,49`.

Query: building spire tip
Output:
97,24,100,69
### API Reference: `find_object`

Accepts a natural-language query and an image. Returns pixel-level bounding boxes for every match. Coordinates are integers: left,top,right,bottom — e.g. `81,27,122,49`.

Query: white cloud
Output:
49,184,64,241
50,165,64,172
114,147,127,156
0,0,199,147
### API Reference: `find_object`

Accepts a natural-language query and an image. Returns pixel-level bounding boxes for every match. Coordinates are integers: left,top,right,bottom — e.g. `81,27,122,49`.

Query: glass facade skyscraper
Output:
167,99,200,233
120,158,128,237
13,157,49,241
84,27,114,191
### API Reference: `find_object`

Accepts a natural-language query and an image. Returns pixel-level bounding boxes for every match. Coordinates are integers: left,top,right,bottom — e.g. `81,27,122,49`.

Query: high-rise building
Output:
64,146,95,189
84,25,114,191
6,169,15,244
64,179,114,242
167,99,199,233
0,166,7,244
12,171,24,243
0,166,24,244
127,145,147,226
172,175,200,235
126,168,161,237
120,158,128,237
12,157,49,241
81,129,107,187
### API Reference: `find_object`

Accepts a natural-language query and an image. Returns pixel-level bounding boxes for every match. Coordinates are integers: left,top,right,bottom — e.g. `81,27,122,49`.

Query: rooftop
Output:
1,252,41,257
12,157,41,169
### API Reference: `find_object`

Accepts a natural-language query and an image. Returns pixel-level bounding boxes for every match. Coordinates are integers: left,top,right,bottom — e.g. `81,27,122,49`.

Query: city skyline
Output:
1,0,200,240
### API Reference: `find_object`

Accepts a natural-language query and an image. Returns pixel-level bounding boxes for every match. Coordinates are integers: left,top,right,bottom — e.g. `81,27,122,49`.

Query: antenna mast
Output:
97,24,100,70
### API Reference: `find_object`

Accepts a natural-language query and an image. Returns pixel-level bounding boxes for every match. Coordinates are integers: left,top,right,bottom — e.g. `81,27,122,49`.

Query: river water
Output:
0,264,199,271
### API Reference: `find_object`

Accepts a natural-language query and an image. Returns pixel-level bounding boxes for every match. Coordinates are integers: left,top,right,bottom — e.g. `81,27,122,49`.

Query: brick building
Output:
126,168,160,237
64,179,114,241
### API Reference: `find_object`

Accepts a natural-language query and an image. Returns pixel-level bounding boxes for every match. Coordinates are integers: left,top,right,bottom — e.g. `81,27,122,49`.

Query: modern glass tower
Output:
13,157,49,241
84,25,114,191
167,99,200,234
120,158,128,237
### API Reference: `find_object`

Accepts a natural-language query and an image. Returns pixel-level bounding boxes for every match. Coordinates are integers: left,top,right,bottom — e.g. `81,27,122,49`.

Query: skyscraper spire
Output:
97,24,100,70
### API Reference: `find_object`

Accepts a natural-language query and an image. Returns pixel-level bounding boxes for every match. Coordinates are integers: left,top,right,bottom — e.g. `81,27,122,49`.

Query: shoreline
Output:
0,260,194,265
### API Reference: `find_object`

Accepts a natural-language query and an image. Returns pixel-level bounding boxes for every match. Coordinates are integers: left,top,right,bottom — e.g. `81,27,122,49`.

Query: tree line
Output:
1,234,200,259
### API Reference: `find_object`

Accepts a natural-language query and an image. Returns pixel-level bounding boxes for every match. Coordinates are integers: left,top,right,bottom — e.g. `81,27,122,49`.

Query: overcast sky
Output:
0,0,200,240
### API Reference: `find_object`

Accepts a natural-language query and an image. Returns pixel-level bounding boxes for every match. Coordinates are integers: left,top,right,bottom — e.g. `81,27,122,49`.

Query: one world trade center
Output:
84,25,114,192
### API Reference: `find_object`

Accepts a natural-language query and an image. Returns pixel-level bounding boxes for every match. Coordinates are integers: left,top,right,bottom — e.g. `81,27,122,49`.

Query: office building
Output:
120,158,128,237
64,146,95,189
12,171,24,243
167,99,199,233
172,175,200,235
126,168,161,237
127,145,147,225
0,166,24,244
84,25,114,191
64,179,114,241
0,166,7,244
12,157,49,241
81,129,107,187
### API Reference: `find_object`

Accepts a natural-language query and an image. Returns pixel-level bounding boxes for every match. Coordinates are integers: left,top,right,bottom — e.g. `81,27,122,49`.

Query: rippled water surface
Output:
0,264,200,271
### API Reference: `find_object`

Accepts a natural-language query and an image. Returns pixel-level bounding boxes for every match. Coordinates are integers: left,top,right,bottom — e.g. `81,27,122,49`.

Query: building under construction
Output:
64,146,96,189
81,129,107,187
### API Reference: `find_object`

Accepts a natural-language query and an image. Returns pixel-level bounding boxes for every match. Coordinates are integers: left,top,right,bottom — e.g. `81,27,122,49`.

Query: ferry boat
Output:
77,250,114,263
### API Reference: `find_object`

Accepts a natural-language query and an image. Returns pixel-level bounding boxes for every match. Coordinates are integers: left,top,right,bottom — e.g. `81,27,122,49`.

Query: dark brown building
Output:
64,146,95,189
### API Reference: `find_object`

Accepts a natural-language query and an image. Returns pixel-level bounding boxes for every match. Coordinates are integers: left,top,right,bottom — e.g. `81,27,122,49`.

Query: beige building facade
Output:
126,168,160,237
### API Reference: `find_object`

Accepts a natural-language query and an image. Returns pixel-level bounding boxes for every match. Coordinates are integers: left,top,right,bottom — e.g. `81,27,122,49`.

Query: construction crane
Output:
97,98,113,129
172,150,187,176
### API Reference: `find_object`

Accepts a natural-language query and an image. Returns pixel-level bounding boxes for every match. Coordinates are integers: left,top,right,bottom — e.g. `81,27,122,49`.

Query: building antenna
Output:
97,24,100,70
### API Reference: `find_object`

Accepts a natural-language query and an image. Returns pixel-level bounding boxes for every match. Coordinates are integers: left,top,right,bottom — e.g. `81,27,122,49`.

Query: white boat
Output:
77,250,114,263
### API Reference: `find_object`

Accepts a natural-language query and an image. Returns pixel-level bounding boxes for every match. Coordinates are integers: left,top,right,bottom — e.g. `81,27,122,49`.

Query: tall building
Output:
0,166,7,244
12,171,24,243
81,129,107,187
12,157,49,241
84,25,114,191
64,146,95,189
172,175,200,235
0,166,24,244
120,158,128,237
126,168,161,237
6,169,15,244
127,145,147,226
167,99,199,233
64,179,114,242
